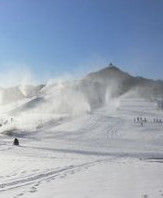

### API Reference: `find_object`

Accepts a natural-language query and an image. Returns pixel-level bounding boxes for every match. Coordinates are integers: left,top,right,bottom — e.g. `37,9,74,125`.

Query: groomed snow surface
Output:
0,98,163,198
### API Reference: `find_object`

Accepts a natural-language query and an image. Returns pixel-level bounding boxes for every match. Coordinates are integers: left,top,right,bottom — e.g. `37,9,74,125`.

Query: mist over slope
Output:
0,84,45,105
1,65,163,198
0,64,163,120
81,63,163,99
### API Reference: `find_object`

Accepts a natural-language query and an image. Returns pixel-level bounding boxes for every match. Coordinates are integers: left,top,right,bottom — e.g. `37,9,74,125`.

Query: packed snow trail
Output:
0,98,163,197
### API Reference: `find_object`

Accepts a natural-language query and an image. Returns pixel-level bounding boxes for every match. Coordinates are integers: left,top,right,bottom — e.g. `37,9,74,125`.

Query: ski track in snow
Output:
0,159,105,192
0,98,163,197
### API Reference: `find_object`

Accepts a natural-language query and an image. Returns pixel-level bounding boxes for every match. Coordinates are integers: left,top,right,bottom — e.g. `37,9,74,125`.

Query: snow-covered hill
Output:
0,65,163,198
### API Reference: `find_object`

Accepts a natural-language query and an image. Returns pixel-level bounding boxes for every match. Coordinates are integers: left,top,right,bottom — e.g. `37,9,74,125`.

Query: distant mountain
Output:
77,63,163,108
0,64,163,108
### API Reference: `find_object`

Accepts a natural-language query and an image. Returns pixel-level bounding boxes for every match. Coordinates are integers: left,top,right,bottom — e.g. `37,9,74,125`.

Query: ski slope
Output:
0,98,163,198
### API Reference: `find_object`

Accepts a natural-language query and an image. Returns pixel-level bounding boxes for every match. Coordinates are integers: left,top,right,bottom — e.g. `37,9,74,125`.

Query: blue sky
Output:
0,0,163,85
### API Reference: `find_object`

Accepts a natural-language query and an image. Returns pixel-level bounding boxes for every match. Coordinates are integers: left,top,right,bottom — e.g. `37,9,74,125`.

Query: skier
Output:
144,118,147,123
13,138,19,146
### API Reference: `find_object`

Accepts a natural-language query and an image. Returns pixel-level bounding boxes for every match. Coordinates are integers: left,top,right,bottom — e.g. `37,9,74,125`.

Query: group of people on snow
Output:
133,116,163,126
153,118,163,123
133,117,147,126
134,117,147,123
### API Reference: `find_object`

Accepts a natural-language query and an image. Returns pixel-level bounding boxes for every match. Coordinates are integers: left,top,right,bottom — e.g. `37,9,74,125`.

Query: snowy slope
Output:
0,66,163,198
0,97,163,198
